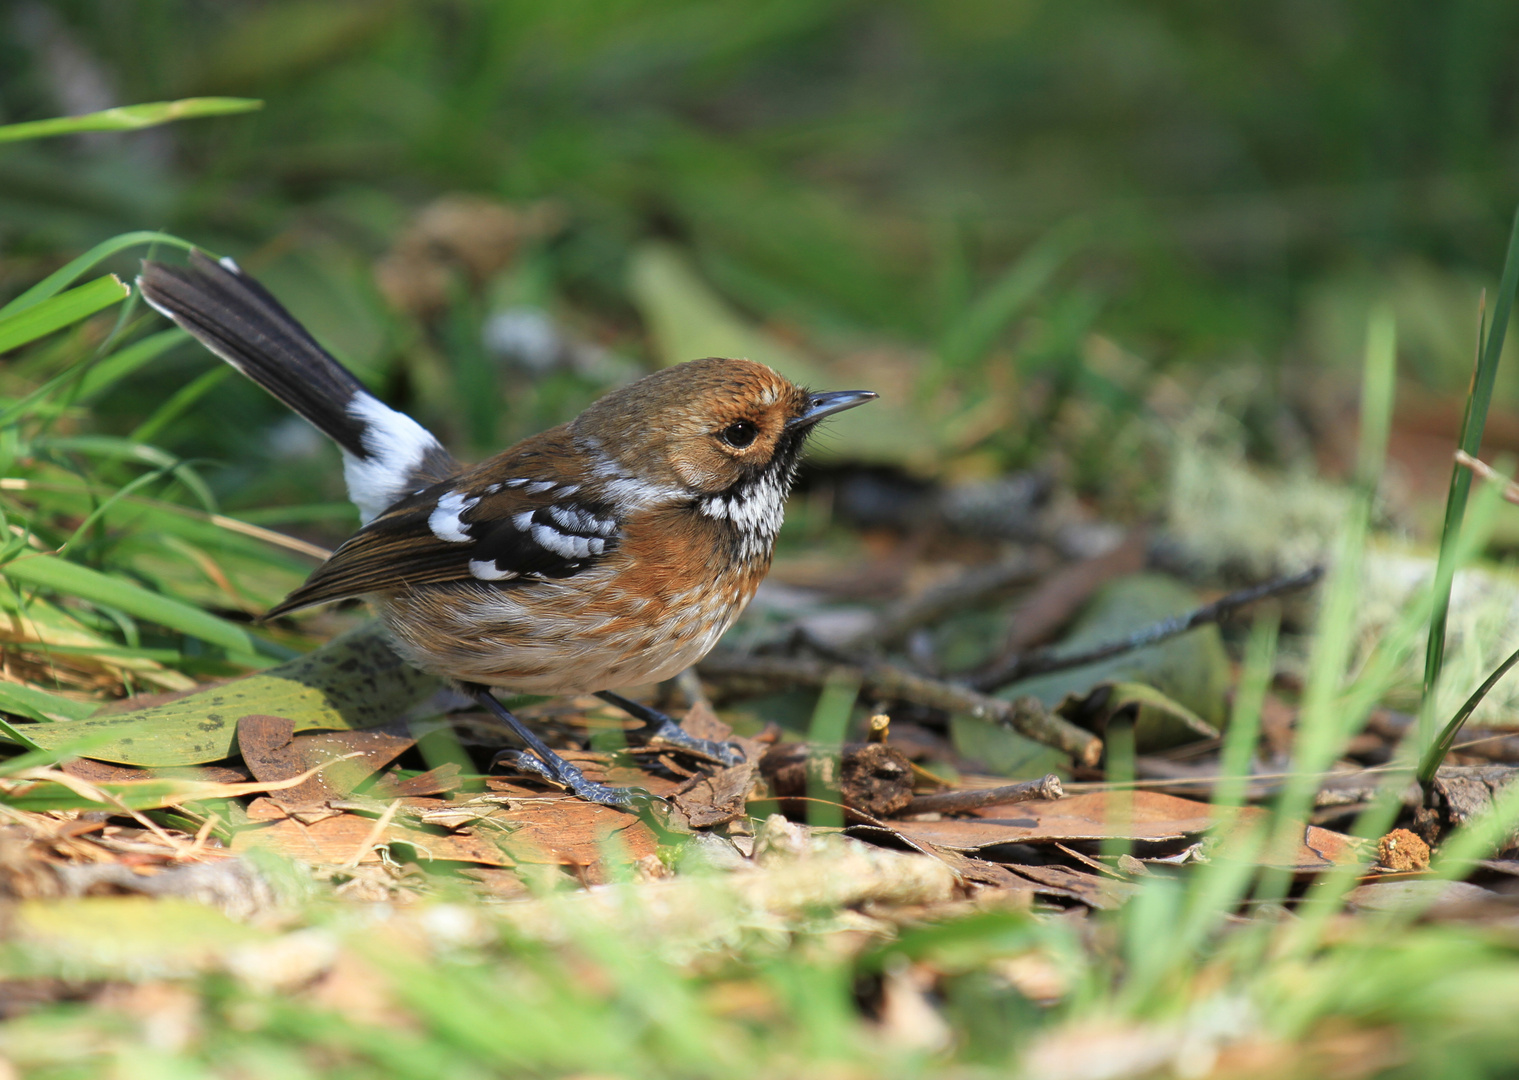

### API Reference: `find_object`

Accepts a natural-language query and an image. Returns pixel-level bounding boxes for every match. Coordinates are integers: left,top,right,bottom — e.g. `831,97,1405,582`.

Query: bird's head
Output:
571,357,876,502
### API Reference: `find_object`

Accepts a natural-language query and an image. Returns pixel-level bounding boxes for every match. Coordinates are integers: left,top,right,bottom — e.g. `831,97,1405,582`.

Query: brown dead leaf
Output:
231,813,515,867
237,714,415,809
1004,864,1137,909
894,791,1359,871
368,763,465,799
673,762,759,829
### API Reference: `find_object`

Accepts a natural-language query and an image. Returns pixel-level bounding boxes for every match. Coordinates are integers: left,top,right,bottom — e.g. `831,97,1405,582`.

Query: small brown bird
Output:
138,251,875,807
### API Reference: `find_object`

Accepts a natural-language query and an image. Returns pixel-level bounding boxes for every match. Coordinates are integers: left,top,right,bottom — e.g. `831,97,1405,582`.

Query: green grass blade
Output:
1419,641,1519,786
129,366,232,445
0,98,261,145
1421,205,1519,726
0,553,253,655
1213,610,1278,812
0,276,130,354
0,232,197,320
0,682,98,723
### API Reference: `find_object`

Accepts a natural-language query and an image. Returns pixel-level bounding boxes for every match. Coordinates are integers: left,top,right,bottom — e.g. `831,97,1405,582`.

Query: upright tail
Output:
138,251,458,523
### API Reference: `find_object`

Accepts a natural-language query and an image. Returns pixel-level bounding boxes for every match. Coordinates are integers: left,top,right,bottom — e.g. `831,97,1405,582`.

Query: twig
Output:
699,654,1102,765
905,774,1063,814
971,566,1325,692
1455,450,1519,505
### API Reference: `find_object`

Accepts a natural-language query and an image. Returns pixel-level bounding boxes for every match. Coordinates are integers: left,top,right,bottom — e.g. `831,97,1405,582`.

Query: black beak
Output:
787,389,878,429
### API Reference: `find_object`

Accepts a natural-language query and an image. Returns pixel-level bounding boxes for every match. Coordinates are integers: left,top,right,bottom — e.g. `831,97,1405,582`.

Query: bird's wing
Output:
266,433,622,617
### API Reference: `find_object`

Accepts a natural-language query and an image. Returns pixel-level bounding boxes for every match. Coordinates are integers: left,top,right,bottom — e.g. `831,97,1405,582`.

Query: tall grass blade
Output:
0,554,254,655
0,98,261,145
1418,641,1519,786
1421,206,1519,733
0,276,130,354
0,232,196,320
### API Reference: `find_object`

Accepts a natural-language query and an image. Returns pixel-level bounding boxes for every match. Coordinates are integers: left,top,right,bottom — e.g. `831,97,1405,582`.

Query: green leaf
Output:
0,232,197,320
0,276,130,355
1001,574,1231,726
0,553,254,655
1055,680,1220,753
0,98,262,145
15,622,440,766
0,682,98,723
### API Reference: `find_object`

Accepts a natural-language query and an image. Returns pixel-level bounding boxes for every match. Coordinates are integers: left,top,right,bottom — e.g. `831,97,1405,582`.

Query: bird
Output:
137,250,876,809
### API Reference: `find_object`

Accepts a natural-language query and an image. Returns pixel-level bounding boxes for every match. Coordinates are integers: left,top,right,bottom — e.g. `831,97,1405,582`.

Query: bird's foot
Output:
595,691,746,766
491,749,659,812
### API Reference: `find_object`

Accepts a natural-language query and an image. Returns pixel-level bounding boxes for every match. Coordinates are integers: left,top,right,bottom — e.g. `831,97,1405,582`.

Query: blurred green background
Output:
5,0,1519,536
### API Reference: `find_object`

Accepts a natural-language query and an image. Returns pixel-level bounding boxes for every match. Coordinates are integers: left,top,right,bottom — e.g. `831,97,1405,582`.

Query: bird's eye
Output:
719,420,759,449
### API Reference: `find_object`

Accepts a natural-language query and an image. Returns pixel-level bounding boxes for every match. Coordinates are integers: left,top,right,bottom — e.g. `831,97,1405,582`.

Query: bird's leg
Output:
466,684,656,811
595,690,746,767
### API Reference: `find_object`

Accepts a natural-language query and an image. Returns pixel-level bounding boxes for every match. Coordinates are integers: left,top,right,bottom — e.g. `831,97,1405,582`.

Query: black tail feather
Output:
138,251,372,458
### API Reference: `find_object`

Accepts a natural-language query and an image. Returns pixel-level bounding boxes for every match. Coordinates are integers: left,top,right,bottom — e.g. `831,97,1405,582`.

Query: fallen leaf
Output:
894,791,1358,871
236,714,414,808
21,623,440,766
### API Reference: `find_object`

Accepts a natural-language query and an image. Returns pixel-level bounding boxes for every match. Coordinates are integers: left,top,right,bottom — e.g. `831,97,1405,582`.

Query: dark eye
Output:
719,420,758,449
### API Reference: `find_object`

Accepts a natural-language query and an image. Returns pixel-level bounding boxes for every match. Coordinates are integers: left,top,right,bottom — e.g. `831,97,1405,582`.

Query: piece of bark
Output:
760,741,915,818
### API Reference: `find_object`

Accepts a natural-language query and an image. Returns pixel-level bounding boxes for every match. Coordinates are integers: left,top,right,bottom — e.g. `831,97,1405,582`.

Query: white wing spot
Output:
468,558,517,581
530,523,592,559
427,490,478,543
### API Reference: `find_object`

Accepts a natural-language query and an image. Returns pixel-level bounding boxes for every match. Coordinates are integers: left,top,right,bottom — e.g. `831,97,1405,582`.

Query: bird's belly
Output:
373,570,758,694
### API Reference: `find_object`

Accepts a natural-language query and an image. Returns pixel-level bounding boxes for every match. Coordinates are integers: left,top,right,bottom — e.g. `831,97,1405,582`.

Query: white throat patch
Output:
697,466,791,561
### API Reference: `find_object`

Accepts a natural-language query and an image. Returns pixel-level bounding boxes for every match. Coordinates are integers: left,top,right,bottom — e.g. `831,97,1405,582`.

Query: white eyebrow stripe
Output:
427,490,478,543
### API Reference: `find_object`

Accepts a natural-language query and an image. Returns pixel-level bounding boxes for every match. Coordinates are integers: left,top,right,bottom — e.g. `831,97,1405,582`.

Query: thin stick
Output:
905,774,1063,814
699,654,1101,765
972,566,1324,692
1455,450,1519,505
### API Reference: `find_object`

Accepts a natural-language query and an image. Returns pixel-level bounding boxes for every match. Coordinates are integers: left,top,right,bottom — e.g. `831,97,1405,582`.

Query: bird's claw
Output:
491,749,662,812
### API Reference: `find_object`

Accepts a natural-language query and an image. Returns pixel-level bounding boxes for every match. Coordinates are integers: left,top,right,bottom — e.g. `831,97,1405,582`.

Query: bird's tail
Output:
138,251,457,522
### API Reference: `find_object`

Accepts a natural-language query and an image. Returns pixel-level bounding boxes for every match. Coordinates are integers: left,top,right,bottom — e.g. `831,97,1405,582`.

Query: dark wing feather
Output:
266,453,620,617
